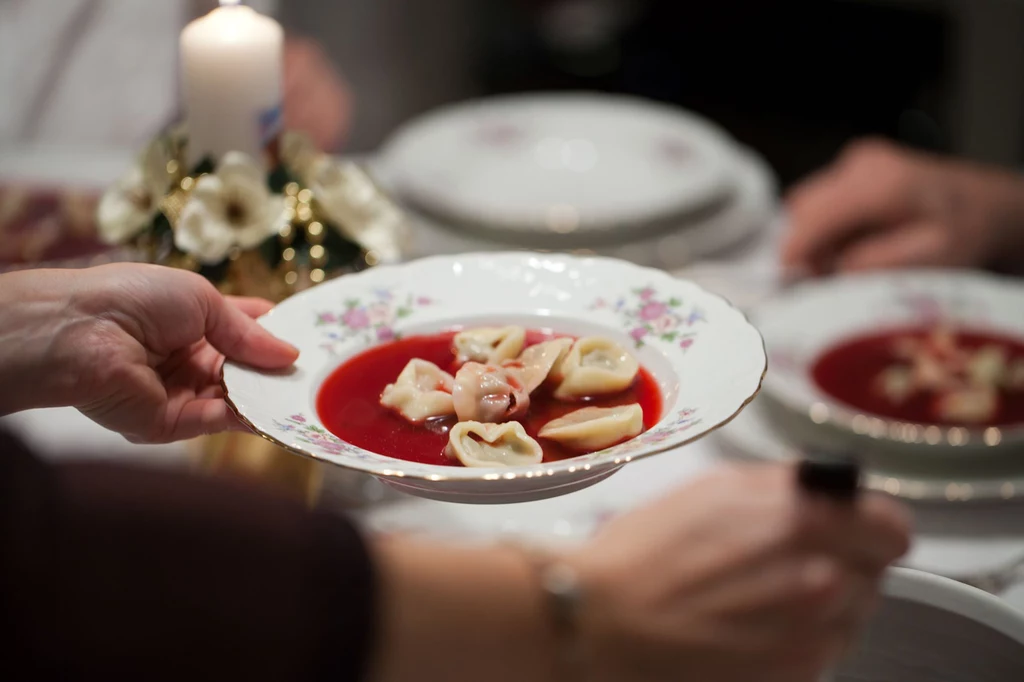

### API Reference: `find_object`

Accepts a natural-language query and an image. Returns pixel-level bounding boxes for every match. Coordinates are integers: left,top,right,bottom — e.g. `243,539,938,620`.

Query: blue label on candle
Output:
259,103,283,145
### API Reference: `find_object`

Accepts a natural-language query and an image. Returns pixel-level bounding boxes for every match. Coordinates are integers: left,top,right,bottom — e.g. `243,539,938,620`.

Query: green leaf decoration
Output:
267,164,297,194
198,259,230,282
191,156,216,176
322,223,364,268
668,297,682,307
259,233,282,268
152,212,172,237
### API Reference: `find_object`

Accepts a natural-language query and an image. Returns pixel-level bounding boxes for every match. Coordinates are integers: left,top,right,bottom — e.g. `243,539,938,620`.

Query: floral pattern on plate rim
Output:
767,346,808,378
770,284,994,380
590,285,705,350
315,287,435,354
272,414,365,458
890,285,988,327
604,408,702,456
271,407,700,466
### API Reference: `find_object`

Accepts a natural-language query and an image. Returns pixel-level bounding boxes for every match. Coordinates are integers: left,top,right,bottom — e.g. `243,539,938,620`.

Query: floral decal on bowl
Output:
890,286,987,327
658,137,693,167
768,346,808,378
474,121,525,148
315,287,435,354
603,408,702,457
273,414,361,457
590,285,705,350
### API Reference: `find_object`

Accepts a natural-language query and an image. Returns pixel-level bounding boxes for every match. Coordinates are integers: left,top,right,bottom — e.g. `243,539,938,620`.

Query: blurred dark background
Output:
284,0,1024,189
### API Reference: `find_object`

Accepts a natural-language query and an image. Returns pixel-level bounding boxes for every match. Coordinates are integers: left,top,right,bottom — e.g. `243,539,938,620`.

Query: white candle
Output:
180,1,283,167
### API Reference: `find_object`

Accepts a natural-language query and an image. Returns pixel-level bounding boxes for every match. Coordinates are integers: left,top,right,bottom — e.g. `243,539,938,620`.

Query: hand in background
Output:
782,139,1024,274
283,37,352,152
0,263,297,443
565,465,911,682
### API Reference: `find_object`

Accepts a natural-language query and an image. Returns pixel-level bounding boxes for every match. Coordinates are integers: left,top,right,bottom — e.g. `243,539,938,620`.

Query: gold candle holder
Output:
192,431,325,506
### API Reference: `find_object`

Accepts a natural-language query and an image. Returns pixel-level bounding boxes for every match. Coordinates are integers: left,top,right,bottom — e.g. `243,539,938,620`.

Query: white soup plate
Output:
716,395,1024,503
754,269,1024,464
381,93,736,238
223,252,766,504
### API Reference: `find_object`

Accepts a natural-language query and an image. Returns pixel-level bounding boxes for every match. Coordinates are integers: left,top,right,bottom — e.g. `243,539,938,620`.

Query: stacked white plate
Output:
375,93,776,268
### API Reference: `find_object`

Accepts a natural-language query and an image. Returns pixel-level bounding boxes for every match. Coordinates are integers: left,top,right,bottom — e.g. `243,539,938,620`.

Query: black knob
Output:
796,455,861,501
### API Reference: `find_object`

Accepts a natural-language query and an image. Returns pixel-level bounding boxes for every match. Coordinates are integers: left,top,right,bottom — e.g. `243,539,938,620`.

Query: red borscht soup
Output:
812,326,1024,428
317,329,663,466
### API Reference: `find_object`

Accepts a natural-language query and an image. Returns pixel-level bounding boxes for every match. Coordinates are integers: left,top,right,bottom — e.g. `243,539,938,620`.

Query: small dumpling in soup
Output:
539,404,643,451
380,359,455,423
935,385,999,424
452,362,530,423
445,421,543,467
502,337,574,393
554,336,639,400
453,326,526,365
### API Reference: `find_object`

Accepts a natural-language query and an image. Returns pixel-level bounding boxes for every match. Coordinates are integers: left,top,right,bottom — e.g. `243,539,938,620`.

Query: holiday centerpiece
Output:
96,127,407,302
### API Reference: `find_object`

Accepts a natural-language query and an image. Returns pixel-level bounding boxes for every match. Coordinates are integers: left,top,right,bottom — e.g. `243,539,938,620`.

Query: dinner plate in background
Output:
371,144,777,270
380,93,737,241
753,270,1024,464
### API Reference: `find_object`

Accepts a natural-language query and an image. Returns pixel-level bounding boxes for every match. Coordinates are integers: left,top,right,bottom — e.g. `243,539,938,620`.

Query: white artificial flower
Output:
175,152,286,265
308,156,406,263
96,141,173,244
279,130,321,183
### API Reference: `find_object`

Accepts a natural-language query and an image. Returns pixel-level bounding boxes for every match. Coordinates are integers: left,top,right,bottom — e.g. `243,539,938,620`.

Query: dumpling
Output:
539,404,643,451
876,366,915,404
445,421,543,467
935,385,999,424
453,326,526,365
380,359,455,423
452,362,530,423
553,336,639,400
502,337,574,393
1007,359,1024,391
967,345,1009,387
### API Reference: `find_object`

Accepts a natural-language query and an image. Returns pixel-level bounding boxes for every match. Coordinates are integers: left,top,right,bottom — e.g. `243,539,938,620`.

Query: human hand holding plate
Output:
0,263,298,442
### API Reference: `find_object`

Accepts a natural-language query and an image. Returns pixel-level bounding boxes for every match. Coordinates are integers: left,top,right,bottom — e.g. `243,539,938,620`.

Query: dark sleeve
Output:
0,429,376,682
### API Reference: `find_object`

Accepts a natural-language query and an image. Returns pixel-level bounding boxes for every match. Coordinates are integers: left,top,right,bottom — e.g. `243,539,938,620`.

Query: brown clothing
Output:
0,429,376,681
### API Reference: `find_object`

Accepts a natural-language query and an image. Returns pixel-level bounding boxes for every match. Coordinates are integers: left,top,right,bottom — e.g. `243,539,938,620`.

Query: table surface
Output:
2,161,1023,613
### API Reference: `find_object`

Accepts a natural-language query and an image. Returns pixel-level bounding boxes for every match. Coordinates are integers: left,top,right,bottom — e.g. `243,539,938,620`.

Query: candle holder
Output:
98,125,408,297
98,124,410,503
